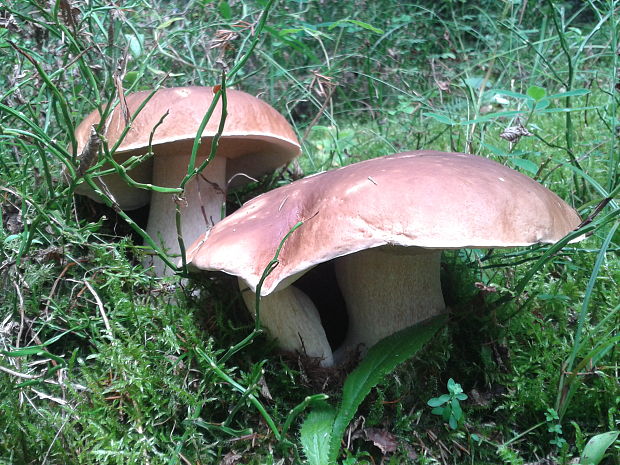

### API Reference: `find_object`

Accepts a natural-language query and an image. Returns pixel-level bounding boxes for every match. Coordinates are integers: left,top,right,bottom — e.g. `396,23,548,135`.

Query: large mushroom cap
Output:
187,150,581,294
74,86,301,208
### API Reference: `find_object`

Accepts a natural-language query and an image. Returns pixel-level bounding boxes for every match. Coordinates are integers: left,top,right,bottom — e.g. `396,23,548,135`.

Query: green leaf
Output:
300,403,337,465
3,234,21,243
124,33,144,58
193,420,252,437
535,99,550,110
580,431,619,465
459,110,524,125
509,157,539,174
218,0,232,19
526,85,547,101
489,89,529,100
427,394,450,407
328,315,447,462
451,398,463,420
282,394,329,437
463,77,489,90
123,71,139,87
1,347,65,364
546,89,590,99
157,17,184,29
327,19,384,34
431,406,445,416
423,112,457,125
538,105,598,114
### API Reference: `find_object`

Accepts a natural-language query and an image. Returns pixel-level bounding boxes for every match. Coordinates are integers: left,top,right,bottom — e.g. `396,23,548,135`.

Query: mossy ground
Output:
1,1,618,464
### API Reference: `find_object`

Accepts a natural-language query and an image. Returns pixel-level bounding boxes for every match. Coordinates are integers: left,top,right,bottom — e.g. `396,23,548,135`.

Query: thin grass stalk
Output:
218,221,304,365
79,175,178,270
496,208,619,315
195,347,282,441
607,0,619,190
223,360,266,428
175,75,228,275
174,0,275,273
226,0,276,86
556,220,619,418
6,41,76,150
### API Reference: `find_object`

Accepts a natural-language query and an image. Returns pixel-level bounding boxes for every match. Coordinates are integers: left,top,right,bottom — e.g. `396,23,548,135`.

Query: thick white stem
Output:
239,279,334,367
334,247,445,359
145,154,227,276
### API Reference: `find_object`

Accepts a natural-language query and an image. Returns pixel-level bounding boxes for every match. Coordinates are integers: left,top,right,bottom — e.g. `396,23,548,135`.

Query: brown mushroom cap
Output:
187,150,581,295
74,86,301,208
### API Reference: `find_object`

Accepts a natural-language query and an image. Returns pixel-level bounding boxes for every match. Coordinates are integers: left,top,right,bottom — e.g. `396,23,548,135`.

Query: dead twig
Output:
84,280,112,336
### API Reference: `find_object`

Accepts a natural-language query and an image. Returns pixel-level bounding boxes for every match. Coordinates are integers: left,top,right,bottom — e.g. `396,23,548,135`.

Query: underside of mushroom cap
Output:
186,150,582,295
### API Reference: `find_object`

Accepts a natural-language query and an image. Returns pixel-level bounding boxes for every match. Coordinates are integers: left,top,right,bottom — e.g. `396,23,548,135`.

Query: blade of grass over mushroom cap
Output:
186,151,582,365
74,86,300,276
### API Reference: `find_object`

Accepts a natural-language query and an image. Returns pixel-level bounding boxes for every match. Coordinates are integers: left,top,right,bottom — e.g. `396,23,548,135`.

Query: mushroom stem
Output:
334,247,445,360
146,154,227,276
238,279,334,367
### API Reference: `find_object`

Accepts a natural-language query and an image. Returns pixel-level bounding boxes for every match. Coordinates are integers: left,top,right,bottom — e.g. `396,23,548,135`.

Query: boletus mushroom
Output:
74,86,300,275
185,151,582,366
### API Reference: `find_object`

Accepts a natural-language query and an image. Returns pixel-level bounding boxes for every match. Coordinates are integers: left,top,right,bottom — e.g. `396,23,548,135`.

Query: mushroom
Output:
74,86,300,275
185,151,582,366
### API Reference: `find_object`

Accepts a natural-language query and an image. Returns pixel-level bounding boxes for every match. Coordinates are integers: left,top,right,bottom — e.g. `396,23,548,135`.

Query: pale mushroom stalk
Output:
333,247,445,362
238,279,334,366
146,154,227,276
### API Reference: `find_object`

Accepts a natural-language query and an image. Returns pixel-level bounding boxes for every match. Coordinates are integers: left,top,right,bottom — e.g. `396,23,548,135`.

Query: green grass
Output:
1,0,619,463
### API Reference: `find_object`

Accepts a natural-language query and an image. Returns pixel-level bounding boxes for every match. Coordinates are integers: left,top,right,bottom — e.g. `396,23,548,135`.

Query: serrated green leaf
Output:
328,315,447,462
300,403,337,465
580,431,619,465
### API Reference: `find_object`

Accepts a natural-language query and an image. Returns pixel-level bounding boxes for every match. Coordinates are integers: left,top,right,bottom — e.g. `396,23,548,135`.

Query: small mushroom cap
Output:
74,86,300,207
186,151,582,295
